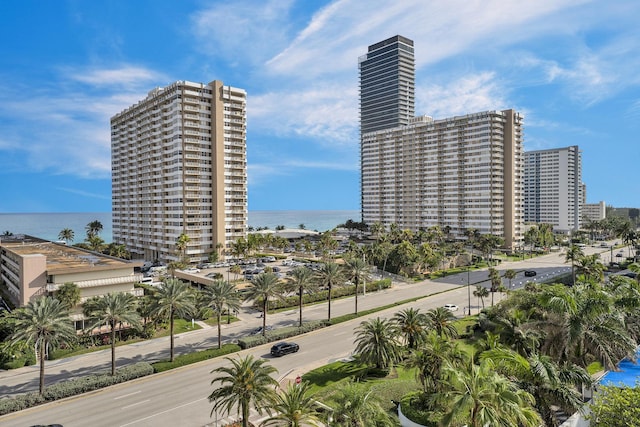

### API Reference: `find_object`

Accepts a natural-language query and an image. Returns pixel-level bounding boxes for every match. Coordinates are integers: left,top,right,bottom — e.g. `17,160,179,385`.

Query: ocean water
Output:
0,210,361,243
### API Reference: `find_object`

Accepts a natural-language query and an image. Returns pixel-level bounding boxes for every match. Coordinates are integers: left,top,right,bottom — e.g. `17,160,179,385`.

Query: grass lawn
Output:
303,360,419,414
202,315,239,327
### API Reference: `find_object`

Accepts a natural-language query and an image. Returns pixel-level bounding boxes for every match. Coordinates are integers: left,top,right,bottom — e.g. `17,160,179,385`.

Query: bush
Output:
152,344,241,372
0,362,154,415
400,392,437,426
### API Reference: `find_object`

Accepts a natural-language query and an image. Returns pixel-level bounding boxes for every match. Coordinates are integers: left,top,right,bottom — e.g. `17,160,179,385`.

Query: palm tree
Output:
474,285,489,309
406,331,466,394
57,228,74,244
488,267,502,306
244,272,281,336
343,256,370,315
331,382,395,427
481,347,593,426
150,278,196,362
208,355,278,427
286,267,316,327
393,307,428,350
425,307,458,339
439,358,542,427
10,296,76,394
203,280,241,349
83,292,141,375
565,244,584,285
504,269,517,289
85,220,103,238
176,233,190,263
315,262,343,321
353,317,401,370
86,234,105,252
260,381,321,427
54,282,80,309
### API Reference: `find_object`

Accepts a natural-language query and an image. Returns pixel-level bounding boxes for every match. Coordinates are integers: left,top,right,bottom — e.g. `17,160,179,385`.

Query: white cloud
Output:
417,72,509,119
67,66,165,88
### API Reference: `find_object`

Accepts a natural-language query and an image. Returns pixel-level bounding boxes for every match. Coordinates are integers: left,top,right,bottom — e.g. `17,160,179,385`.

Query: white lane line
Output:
114,390,141,400
122,399,150,410
119,397,207,426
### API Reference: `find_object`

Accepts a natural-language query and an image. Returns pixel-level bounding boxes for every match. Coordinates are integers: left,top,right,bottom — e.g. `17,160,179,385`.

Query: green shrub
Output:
400,391,437,426
0,362,154,415
152,344,241,372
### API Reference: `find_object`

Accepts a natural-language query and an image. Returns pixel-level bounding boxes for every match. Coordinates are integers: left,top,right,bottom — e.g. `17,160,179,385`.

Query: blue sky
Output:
1,0,639,213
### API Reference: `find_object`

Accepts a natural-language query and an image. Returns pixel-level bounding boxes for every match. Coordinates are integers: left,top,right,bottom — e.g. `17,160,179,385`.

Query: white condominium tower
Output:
111,80,247,263
359,36,524,249
524,145,583,233
361,111,524,249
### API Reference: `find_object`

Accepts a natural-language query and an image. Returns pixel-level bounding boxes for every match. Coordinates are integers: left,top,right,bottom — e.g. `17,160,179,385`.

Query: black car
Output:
270,342,299,357
524,270,537,277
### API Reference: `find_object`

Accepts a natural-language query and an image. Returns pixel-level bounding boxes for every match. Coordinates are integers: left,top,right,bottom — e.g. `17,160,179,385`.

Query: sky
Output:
0,0,639,214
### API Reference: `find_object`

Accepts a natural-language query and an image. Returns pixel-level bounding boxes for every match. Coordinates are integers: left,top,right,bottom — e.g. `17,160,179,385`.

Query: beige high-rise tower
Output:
111,80,247,263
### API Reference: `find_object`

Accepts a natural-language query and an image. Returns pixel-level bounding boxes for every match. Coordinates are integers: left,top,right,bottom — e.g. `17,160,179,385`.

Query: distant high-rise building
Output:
359,35,415,135
111,80,247,263
361,110,524,249
524,145,582,233
582,201,606,222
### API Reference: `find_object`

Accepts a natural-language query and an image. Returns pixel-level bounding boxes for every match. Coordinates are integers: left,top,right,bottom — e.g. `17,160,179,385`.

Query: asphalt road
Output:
0,247,622,426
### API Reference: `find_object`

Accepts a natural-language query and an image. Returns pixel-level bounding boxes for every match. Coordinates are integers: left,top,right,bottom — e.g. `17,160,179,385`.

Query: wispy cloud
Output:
56,187,111,200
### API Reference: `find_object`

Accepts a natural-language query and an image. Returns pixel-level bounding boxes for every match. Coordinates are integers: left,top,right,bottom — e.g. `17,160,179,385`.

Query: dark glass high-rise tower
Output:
359,35,415,134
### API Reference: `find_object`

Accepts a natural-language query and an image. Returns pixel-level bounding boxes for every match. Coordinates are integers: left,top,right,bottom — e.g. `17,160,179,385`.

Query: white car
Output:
444,304,459,312
182,268,201,274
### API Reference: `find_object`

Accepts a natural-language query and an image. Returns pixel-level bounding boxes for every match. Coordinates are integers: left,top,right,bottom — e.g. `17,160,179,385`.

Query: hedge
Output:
152,344,241,372
0,362,154,416
261,278,392,311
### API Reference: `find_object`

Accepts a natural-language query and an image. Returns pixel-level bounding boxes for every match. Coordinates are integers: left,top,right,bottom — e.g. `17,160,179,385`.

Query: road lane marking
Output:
114,390,141,400
122,399,150,410
119,397,207,426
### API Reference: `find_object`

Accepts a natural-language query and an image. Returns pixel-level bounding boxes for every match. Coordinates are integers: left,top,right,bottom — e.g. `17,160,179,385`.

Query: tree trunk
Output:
170,308,175,362
327,286,332,321
298,288,303,327
217,312,222,349
354,278,359,315
262,299,267,335
39,343,45,394
111,321,116,375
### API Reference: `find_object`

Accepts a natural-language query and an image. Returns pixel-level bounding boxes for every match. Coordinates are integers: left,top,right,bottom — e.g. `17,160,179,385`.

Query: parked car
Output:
270,342,299,357
616,253,623,258
252,325,273,335
444,304,458,311
524,270,537,277
182,268,200,274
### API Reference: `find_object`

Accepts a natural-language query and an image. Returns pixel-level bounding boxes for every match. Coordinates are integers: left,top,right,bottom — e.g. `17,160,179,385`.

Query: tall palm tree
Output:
425,307,458,339
504,269,517,289
488,267,502,306
209,355,278,427
286,267,316,327
331,382,395,427
86,234,105,252
315,262,343,321
150,278,196,362
353,317,401,370
10,296,76,394
85,220,103,238
83,292,141,375
393,307,428,350
244,272,281,336
176,233,190,263
204,280,241,349
260,381,321,427
474,285,489,309
565,244,584,285
57,228,74,244
343,256,370,315
439,358,542,427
